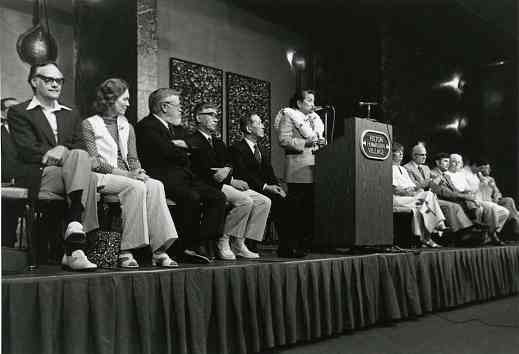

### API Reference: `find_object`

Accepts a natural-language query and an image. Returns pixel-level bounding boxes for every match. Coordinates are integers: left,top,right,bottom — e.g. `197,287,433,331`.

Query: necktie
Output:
253,144,262,163
418,166,426,179
207,136,213,148
168,124,175,137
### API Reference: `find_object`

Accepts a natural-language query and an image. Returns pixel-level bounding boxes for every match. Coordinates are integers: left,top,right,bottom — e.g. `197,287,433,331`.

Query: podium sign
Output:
314,118,393,248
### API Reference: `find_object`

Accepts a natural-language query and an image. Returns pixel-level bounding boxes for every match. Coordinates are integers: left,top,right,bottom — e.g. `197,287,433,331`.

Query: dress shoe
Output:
217,236,236,260
232,238,259,259
62,250,97,271
489,232,505,246
277,248,306,258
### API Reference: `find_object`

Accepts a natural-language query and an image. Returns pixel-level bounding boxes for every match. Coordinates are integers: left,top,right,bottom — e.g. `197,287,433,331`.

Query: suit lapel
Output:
240,140,256,165
29,107,56,146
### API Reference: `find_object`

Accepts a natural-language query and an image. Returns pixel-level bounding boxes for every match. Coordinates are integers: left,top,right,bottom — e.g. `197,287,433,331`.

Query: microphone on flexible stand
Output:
313,105,336,144
359,101,378,120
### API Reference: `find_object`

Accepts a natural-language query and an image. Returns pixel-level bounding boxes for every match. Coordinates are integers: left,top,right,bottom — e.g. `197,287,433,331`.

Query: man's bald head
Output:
411,143,427,164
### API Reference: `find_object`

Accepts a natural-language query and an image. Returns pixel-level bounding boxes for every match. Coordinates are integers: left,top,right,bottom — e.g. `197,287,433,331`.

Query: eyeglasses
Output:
162,101,181,109
199,111,218,117
34,74,65,85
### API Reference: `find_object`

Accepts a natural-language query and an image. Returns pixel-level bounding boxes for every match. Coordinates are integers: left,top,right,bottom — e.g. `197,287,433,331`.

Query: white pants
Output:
475,200,510,233
394,191,446,240
99,175,178,251
221,184,271,241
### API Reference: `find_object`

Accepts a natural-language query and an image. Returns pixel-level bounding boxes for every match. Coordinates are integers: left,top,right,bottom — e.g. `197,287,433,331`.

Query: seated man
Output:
472,159,519,236
444,154,508,245
136,89,227,263
187,103,271,260
229,113,303,258
7,61,98,270
404,143,474,238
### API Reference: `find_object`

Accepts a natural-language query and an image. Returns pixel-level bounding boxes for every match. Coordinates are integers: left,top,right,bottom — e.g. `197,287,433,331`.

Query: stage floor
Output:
3,244,519,354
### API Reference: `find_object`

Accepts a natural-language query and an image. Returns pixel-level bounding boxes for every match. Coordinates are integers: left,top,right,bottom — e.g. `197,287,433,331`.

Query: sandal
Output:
118,252,139,268
421,239,442,248
152,252,178,268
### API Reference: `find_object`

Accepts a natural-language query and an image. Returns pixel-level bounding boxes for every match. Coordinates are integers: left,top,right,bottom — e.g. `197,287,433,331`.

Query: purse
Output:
86,230,121,268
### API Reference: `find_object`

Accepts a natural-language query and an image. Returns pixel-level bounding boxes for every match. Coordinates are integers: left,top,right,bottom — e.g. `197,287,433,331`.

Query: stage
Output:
2,244,519,354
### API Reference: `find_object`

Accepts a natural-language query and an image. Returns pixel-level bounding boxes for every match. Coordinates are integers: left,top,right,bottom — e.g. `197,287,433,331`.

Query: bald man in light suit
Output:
404,143,474,235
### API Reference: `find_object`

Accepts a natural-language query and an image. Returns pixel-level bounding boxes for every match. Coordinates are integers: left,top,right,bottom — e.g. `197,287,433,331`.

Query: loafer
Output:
62,250,97,271
152,252,179,267
232,245,259,259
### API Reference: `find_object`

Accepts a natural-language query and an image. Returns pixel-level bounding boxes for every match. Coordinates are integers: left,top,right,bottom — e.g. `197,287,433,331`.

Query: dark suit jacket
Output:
229,139,279,192
186,130,232,188
136,114,193,185
7,100,85,193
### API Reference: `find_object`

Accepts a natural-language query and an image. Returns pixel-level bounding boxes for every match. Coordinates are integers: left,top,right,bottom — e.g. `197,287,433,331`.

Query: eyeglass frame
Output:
34,74,65,86
198,111,218,117
161,101,181,109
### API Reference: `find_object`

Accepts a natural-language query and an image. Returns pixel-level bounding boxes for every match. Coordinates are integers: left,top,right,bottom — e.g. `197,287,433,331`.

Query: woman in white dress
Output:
392,142,447,247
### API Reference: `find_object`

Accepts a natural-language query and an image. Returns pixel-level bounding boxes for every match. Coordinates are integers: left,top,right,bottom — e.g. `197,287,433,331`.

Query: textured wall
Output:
137,0,158,121
156,0,306,178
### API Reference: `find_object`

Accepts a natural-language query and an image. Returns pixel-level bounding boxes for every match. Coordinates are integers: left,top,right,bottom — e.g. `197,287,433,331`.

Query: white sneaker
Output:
232,238,260,259
62,250,97,271
217,236,236,260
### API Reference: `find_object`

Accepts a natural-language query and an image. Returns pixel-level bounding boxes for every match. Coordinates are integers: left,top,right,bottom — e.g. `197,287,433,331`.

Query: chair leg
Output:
26,201,37,271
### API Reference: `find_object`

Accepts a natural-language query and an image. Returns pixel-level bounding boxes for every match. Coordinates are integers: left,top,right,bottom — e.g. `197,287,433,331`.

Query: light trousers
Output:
40,149,99,236
475,200,510,233
99,175,178,251
221,184,271,241
394,191,446,240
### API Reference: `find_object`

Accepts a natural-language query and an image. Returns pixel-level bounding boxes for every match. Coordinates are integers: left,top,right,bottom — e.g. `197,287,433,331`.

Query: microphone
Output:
313,105,332,111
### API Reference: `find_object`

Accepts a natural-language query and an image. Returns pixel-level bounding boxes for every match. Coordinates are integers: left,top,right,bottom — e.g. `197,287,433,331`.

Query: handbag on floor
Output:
86,230,121,268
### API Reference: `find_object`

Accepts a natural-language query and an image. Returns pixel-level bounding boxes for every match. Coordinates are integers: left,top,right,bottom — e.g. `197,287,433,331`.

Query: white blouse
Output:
392,165,416,189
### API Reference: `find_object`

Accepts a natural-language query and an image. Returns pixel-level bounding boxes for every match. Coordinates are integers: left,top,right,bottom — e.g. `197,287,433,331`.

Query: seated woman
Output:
392,142,447,248
83,78,178,267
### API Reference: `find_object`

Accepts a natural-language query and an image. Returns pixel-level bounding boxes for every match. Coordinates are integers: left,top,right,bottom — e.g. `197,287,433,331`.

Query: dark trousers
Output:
163,176,226,253
284,183,315,251
261,190,288,245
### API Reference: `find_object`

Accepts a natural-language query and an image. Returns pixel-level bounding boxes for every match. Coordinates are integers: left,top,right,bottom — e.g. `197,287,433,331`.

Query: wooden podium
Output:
314,117,393,248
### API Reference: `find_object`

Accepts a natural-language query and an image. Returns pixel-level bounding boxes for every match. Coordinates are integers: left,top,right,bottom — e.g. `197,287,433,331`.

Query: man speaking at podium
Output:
274,89,326,256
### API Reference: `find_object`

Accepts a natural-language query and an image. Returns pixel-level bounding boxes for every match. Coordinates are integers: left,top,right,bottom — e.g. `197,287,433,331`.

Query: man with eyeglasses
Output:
7,61,99,270
187,102,271,260
404,143,474,242
136,89,227,263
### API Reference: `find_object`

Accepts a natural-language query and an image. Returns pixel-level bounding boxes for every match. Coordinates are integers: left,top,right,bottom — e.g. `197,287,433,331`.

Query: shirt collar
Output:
198,129,212,141
26,96,71,112
152,114,170,130
244,137,257,151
